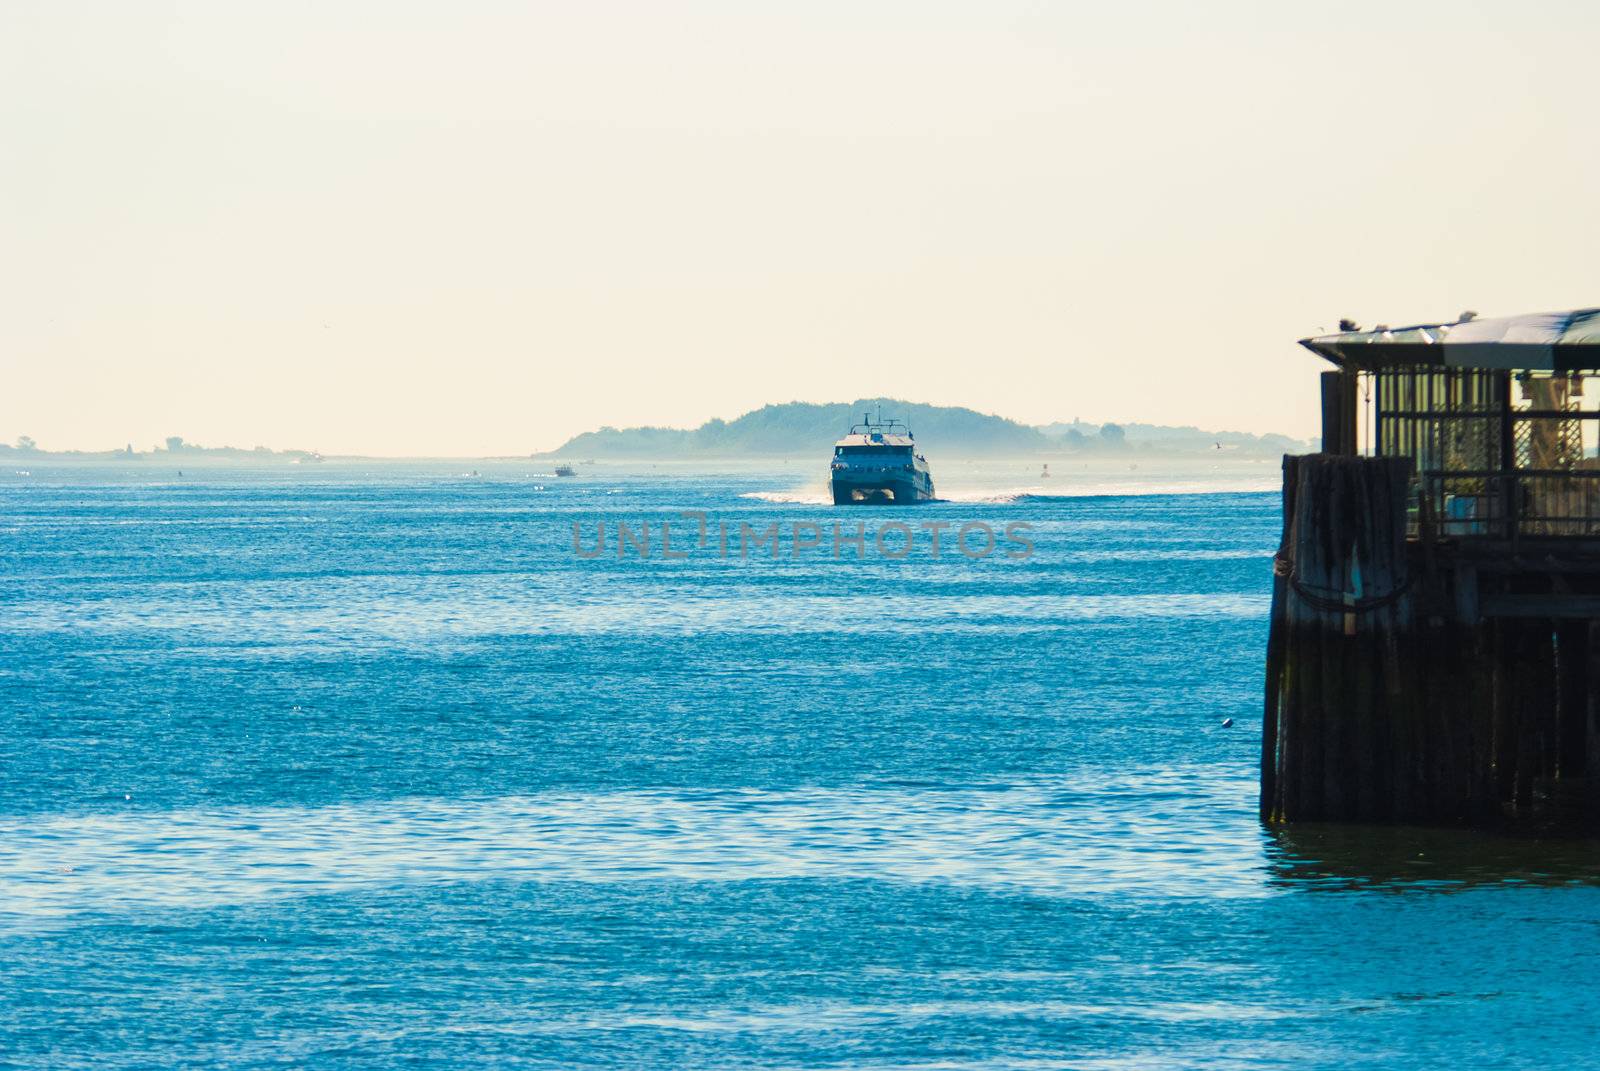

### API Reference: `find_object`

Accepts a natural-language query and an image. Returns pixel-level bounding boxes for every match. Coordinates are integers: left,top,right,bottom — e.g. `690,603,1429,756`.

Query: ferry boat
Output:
554,464,577,477
829,415,935,504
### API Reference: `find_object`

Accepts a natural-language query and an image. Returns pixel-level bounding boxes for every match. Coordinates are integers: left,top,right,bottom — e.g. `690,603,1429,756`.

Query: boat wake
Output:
739,489,832,505
934,487,1039,505
742,476,1276,508
744,488,1033,506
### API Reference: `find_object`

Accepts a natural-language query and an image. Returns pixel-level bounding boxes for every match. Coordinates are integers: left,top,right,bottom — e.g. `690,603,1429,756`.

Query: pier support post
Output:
1265,454,1415,821
1319,371,1358,456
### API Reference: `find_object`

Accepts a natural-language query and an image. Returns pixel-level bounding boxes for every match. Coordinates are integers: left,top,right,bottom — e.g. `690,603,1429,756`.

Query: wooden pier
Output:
1263,309,1600,827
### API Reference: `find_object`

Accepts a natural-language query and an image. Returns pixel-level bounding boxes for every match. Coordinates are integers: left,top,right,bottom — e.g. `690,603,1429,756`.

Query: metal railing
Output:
1416,469,1600,540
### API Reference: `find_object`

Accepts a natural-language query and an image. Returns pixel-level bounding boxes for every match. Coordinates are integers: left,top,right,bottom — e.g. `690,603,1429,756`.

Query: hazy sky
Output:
4,1,1598,456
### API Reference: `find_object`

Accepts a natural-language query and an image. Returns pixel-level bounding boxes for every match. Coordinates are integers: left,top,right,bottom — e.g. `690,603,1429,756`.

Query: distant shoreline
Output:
1,453,1293,470
4,398,1312,462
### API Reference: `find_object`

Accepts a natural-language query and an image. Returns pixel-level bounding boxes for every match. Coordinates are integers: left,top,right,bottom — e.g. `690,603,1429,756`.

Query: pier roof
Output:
1302,307,1600,370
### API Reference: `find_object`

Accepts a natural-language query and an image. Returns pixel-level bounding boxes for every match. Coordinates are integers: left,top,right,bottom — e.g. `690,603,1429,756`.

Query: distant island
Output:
541,399,1310,459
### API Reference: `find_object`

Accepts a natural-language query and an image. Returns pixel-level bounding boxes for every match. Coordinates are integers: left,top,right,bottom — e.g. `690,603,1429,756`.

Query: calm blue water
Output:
3,463,1600,1069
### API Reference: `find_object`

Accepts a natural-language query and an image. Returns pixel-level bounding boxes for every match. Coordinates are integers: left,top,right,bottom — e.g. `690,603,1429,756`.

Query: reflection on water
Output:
15,792,1600,933
0,772,1272,929
1266,824,1600,890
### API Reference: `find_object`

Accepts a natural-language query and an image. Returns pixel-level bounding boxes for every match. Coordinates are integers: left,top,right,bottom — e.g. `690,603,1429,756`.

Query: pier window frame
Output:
1355,366,1600,539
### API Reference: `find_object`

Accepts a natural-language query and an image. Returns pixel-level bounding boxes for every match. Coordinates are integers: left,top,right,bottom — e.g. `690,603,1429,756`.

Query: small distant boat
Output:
829,413,935,505
554,464,577,477
294,451,326,464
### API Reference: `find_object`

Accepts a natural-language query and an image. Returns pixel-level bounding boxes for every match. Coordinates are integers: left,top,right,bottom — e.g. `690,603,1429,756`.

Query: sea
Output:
3,458,1600,1070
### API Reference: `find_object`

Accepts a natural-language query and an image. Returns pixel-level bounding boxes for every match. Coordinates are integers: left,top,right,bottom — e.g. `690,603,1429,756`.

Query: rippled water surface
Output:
4,462,1600,1069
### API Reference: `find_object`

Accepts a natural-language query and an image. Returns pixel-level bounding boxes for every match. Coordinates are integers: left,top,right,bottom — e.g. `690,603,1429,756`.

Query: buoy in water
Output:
1221,717,1234,728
